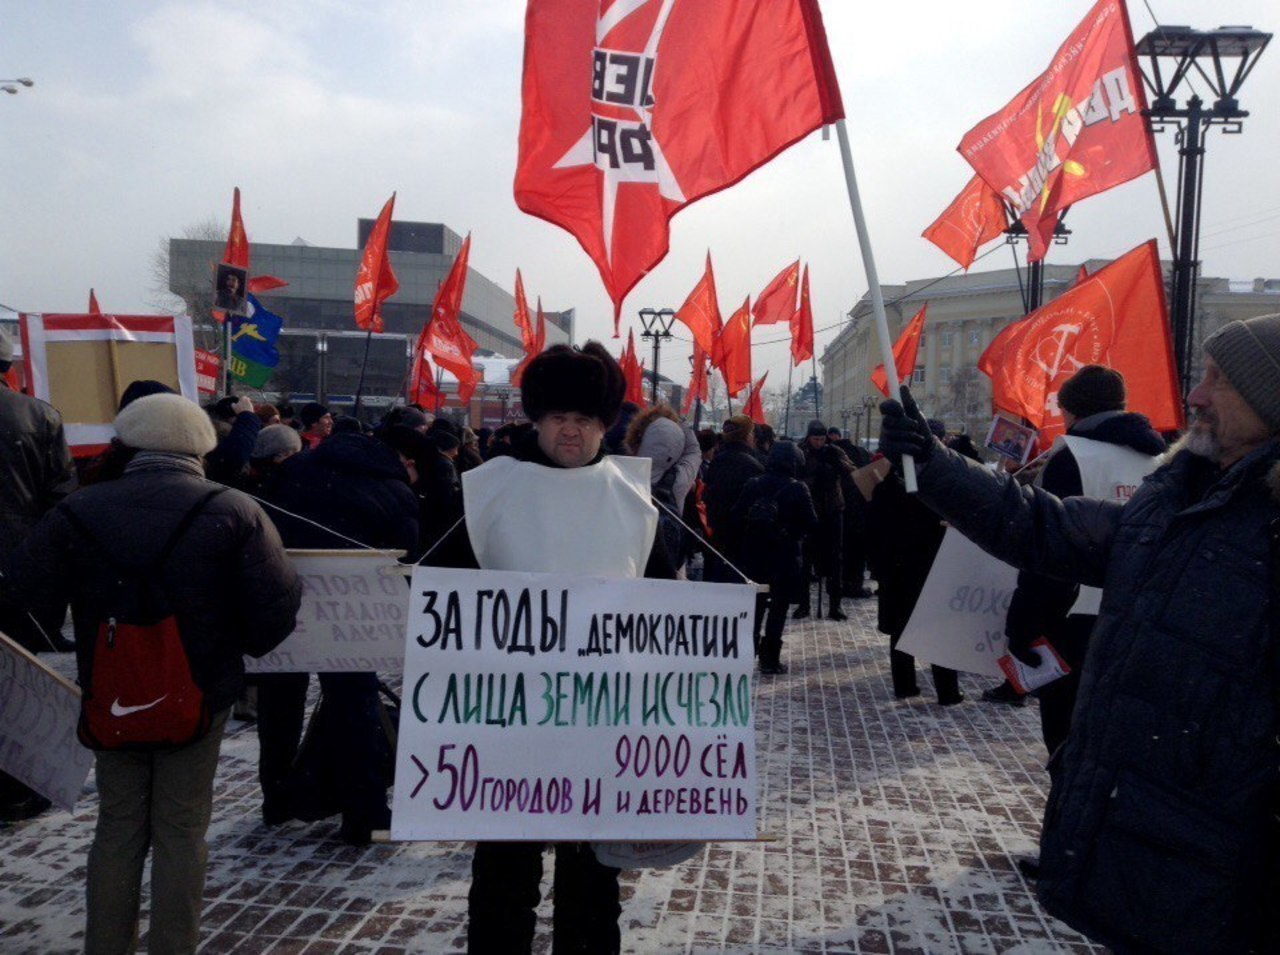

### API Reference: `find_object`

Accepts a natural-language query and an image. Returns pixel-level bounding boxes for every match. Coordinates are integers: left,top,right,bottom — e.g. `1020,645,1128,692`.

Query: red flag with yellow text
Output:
958,0,1156,261
872,305,927,398
753,260,800,327
923,175,1008,270
675,252,722,356
791,264,814,365
977,239,1181,442
354,194,400,333
413,234,479,405
714,298,753,398
516,0,844,332
743,372,769,425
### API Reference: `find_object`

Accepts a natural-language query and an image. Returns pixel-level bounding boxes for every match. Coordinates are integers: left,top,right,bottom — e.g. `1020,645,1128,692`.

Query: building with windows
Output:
168,220,573,419
822,260,1280,443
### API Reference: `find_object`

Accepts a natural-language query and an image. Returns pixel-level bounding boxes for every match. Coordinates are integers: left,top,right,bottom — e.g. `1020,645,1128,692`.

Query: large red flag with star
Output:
871,305,927,398
675,252,721,356
923,175,1008,270
412,234,480,405
355,193,400,334
790,264,814,365
753,260,800,327
977,240,1181,442
516,0,844,332
958,0,1156,262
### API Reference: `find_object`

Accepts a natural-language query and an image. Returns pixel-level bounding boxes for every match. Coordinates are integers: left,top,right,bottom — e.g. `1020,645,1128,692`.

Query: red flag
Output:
511,270,540,387
1073,263,1090,286
714,298,753,398
752,260,800,327
515,0,844,332
248,275,289,294
791,264,815,365
88,289,102,316
354,193,400,333
871,305,927,398
675,252,722,356
409,352,442,409
413,234,480,405
958,0,1157,261
216,188,287,322
683,343,710,415
621,328,647,406
743,372,769,425
977,239,1182,443
923,175,1008,270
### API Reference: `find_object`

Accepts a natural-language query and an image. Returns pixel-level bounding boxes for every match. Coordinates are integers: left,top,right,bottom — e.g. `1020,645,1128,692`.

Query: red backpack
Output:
64,489,225,751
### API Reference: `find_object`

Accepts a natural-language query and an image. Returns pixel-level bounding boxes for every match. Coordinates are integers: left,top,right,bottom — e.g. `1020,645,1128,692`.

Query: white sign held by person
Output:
391,567,758,843
897,528,1018,677
246,551,409,673
0,631,93,811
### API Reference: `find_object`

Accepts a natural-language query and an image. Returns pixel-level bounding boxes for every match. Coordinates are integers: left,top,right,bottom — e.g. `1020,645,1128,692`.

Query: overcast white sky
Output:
3,0,1278,387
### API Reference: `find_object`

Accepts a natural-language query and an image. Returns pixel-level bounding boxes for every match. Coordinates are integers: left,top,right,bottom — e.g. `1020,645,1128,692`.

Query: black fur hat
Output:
519,342,626,426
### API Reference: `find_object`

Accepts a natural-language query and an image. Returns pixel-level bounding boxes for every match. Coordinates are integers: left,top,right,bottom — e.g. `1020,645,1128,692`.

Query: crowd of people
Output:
2,311,1279,954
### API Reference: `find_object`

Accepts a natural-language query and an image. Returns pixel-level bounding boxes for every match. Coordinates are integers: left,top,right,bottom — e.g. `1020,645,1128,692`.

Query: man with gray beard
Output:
877,313,1280,954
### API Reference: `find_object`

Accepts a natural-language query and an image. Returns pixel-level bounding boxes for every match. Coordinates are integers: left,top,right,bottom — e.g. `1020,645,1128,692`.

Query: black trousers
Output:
753,578,794,666
889,632,961,703
800,519,844,609
1036,615,1093,756
467,841,621,954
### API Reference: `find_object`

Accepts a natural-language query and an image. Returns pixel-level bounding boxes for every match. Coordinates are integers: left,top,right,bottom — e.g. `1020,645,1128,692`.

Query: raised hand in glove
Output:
878,387,935,464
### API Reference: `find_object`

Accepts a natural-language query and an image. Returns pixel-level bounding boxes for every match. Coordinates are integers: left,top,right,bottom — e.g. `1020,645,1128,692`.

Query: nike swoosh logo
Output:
110,696,168,717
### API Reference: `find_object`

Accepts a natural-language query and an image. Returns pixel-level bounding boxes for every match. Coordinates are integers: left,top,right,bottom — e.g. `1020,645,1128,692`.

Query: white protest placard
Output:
0,631,94,811
245,550,409,673
391,567,758,842
897,528,1018,677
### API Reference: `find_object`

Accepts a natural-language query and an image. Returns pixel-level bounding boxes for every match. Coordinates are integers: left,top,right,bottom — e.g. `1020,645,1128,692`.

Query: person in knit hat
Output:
875,312,1280,952
4,391,301,954
450,341,674,954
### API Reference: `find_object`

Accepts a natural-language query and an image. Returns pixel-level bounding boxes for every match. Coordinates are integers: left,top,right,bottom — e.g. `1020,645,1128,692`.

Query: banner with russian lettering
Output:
391,567,758,842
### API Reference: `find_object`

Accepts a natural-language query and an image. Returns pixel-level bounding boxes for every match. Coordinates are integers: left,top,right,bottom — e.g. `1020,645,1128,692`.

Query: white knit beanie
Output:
114,393,217,455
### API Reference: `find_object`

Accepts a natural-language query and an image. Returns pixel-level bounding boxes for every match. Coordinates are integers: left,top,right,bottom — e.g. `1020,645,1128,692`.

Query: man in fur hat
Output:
878,313,1280,953
457,342,673,955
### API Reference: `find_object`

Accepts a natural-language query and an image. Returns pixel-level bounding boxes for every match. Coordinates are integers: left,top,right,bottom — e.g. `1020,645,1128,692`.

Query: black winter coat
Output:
0,383,75,564
867,475,946,637
915,439,1280,954
260,433,419,555
730,473,818,586
703,442,763,546
5,459,301,713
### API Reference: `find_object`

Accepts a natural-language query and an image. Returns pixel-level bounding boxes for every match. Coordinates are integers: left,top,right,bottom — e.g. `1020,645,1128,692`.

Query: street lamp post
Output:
638,307,676,406
861,394,877,447
496,387,511,425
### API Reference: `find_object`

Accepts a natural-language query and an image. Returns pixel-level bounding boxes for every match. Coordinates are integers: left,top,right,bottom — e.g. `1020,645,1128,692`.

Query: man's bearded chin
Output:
1185,412,1221,462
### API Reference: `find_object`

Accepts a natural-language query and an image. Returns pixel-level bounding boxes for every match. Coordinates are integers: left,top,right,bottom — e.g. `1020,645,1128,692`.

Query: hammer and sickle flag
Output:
516,0,844,334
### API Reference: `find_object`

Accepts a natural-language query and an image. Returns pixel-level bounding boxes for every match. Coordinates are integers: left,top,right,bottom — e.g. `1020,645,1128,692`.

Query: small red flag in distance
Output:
958,0,1157,261
88,289,102,316
923,175,1008,270
715,298,753,398
621,328,647,406
743,372,769,425
515,0,844,332
791,265,815,365
977,240,1182,442
871,305,928,398
413,234,480,406
752,260,800,327
675,252,722,357
354,193,400,334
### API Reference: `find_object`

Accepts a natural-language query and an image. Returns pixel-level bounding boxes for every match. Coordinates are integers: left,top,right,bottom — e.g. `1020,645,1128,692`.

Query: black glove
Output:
878,387,935,464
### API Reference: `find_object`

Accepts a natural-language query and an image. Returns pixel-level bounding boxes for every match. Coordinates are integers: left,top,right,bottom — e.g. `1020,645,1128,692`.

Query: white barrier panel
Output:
0,631,94,810
246,551,410,673
391,567,758,842
897,528,1018,678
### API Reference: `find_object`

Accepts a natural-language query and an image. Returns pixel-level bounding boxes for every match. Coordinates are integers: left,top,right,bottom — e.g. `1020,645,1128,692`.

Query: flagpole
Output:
810,355,821,420
353,327,374,418
834,119,916,491
221,318,232,395
784,363,794,436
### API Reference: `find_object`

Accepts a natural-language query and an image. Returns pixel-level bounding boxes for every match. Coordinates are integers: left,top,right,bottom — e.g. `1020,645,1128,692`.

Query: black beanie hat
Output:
118,379,176,412
519,342,626,426
1057,365,1125,419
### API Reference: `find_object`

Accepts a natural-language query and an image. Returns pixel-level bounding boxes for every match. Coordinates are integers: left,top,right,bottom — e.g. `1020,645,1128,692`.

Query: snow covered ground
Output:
0,597,1102,953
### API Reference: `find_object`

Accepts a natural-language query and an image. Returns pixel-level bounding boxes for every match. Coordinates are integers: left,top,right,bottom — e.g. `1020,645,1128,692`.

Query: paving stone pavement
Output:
1,594,1104,954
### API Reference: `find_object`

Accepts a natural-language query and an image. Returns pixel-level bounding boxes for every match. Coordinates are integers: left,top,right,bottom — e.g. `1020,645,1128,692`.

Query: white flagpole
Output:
834,119,918,492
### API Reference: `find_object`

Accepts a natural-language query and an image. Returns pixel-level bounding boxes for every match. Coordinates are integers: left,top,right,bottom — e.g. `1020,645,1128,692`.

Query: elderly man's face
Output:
537,411,605,468
1186,357,1271,468
806,433,826,450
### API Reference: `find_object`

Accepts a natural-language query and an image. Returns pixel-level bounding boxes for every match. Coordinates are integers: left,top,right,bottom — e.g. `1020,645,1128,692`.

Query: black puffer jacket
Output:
914,438,1280,954
5,457,301,713
260,433,419,555
703,441,763,545
730,445,818,585
0,383,75,563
